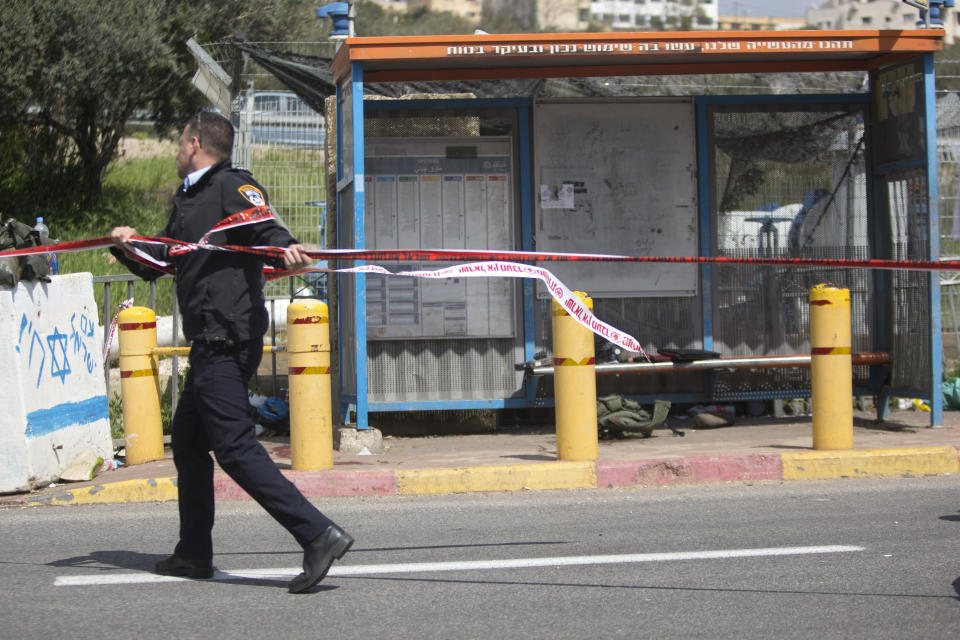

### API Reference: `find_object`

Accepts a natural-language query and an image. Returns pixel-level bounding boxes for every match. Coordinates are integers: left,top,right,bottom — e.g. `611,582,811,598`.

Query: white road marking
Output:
54,545,864,587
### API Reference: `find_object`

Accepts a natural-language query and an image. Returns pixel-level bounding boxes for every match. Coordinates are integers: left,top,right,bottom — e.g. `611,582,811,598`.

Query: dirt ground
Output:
117,137,176,160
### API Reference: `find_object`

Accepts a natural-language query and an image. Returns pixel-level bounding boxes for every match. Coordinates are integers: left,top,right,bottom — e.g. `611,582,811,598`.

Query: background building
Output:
407,0,482,23
716,14,806,30
367,0,410,11
482,0,591,31
807,0,958,43
588,0,718,30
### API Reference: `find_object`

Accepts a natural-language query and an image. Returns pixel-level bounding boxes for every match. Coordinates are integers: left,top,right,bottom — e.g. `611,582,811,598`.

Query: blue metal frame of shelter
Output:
863,52,943,426
924,52,945,426
334,54,942,430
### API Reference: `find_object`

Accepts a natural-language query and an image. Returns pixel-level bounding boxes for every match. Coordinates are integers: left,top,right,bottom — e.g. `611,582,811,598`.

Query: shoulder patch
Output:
238,184,266,206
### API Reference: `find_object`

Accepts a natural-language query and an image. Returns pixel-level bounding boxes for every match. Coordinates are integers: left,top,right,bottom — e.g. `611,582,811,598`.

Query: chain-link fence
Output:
707,101,873,399
200,41,333,298
938,84,960,370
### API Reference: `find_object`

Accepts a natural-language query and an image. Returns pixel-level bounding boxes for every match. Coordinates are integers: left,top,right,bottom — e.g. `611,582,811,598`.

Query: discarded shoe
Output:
692,412,732,427
289,524,354,594
154,554,214,579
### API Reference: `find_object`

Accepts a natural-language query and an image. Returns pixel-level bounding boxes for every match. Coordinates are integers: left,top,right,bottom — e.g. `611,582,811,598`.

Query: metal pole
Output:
103,281,112,391
270,298,278,397
171,281,180,412
531,352,890,376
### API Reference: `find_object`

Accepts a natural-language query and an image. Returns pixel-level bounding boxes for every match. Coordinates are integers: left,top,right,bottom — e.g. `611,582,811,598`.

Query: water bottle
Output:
33,217,58,275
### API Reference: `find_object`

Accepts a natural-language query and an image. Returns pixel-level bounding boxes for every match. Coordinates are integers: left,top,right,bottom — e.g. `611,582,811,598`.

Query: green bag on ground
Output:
943,378,960,411
597,395,671,439
0,218,50,287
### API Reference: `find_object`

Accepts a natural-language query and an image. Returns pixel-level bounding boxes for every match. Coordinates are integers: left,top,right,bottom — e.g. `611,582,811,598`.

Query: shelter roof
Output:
330,29,943,85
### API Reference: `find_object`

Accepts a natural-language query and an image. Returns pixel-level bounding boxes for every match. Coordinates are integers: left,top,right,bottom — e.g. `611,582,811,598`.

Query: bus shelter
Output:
325,29,945,429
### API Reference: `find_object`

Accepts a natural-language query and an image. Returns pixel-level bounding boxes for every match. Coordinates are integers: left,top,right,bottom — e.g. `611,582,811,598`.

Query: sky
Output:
718,0,816,18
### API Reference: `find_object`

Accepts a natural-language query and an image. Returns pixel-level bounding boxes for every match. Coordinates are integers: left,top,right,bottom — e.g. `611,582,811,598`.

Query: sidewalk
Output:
5,408,960,507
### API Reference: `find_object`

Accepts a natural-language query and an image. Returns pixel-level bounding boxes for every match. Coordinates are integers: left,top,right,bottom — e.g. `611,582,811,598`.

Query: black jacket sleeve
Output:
108,213,174,281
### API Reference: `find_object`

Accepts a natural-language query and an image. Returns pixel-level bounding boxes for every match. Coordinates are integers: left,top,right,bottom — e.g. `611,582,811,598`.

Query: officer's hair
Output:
187,111,233,159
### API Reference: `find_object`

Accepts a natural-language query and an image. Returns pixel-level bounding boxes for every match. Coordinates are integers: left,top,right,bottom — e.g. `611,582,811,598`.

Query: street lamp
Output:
906,0,955,28
317,2,355,40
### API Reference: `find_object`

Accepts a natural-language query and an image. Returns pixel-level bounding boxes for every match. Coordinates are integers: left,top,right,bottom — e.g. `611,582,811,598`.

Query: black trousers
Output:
172,340,333,563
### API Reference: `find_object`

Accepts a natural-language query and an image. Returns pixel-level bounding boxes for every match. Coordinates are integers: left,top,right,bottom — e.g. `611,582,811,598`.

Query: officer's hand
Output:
110,226,138,248
283,244,313,272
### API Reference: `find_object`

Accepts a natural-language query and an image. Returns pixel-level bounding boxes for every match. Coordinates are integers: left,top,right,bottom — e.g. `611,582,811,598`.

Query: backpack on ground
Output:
0,218,50,287
597,395,671,439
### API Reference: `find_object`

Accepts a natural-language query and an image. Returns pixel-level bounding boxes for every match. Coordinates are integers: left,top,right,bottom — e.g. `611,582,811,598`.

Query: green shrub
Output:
108,392,123,441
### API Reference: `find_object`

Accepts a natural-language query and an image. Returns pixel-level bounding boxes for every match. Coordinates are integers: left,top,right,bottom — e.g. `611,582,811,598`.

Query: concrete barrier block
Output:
0,274,112,493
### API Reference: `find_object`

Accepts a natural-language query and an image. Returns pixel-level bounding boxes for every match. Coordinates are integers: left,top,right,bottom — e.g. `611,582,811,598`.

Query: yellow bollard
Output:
551,291,599,461
286,299,333,470
810,283,853,450
117,307,164,464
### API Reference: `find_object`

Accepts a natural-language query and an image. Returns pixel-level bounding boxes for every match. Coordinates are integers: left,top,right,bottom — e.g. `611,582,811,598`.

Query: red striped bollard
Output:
551,291,599,460
810,284,853,450
117,307,164,464
287,300,333,470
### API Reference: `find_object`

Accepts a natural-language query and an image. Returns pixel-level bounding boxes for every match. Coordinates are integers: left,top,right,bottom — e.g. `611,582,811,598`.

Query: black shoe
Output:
154,554,214,579
288,524,354,593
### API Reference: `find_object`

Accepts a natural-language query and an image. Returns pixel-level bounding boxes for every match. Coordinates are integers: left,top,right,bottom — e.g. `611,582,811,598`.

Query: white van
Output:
248,91,325,147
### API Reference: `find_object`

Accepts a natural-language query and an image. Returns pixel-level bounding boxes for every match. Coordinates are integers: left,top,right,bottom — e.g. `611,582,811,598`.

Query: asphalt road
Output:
2,477,959,639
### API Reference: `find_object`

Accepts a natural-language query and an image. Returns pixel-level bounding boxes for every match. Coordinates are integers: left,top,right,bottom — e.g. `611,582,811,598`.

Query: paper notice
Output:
540,183,575,209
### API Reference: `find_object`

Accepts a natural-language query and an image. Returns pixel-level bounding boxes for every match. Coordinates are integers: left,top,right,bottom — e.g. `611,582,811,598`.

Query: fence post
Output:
286,299,333,470
117,306,164,464
810,283,853,450
551,291,599,461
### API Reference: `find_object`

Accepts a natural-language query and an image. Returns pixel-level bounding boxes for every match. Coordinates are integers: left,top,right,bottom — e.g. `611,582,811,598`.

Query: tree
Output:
0,0,313,222
0,0,179,217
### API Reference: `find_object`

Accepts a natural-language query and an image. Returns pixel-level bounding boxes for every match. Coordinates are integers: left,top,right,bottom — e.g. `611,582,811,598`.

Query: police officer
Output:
110,111,351,594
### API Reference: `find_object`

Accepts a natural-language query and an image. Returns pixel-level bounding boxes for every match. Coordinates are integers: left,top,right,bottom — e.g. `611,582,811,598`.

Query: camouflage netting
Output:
226,39,866,104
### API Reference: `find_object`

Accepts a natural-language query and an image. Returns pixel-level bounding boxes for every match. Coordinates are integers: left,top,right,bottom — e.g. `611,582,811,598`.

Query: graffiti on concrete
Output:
69,312,98,375
15,311,99,388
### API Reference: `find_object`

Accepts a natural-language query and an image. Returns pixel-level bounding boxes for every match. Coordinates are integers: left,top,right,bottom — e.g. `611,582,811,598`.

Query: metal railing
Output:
95,272,321,412
95,273,173,393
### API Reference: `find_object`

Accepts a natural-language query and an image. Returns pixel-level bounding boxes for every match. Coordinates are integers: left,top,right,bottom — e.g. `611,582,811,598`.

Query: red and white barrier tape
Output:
340,261,649,359
103,298,134,362
11,237,960,273
6,205,960,357
5,206,960,272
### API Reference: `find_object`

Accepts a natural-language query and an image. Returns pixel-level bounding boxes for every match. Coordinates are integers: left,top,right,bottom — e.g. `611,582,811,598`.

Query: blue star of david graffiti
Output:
46,327,71,384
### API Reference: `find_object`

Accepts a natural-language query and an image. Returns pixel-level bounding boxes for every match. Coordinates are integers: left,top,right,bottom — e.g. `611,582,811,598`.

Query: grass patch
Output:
57,148,180,314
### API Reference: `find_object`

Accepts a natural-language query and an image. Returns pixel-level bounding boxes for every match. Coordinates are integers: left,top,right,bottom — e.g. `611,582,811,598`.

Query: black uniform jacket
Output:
111,159,297,344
